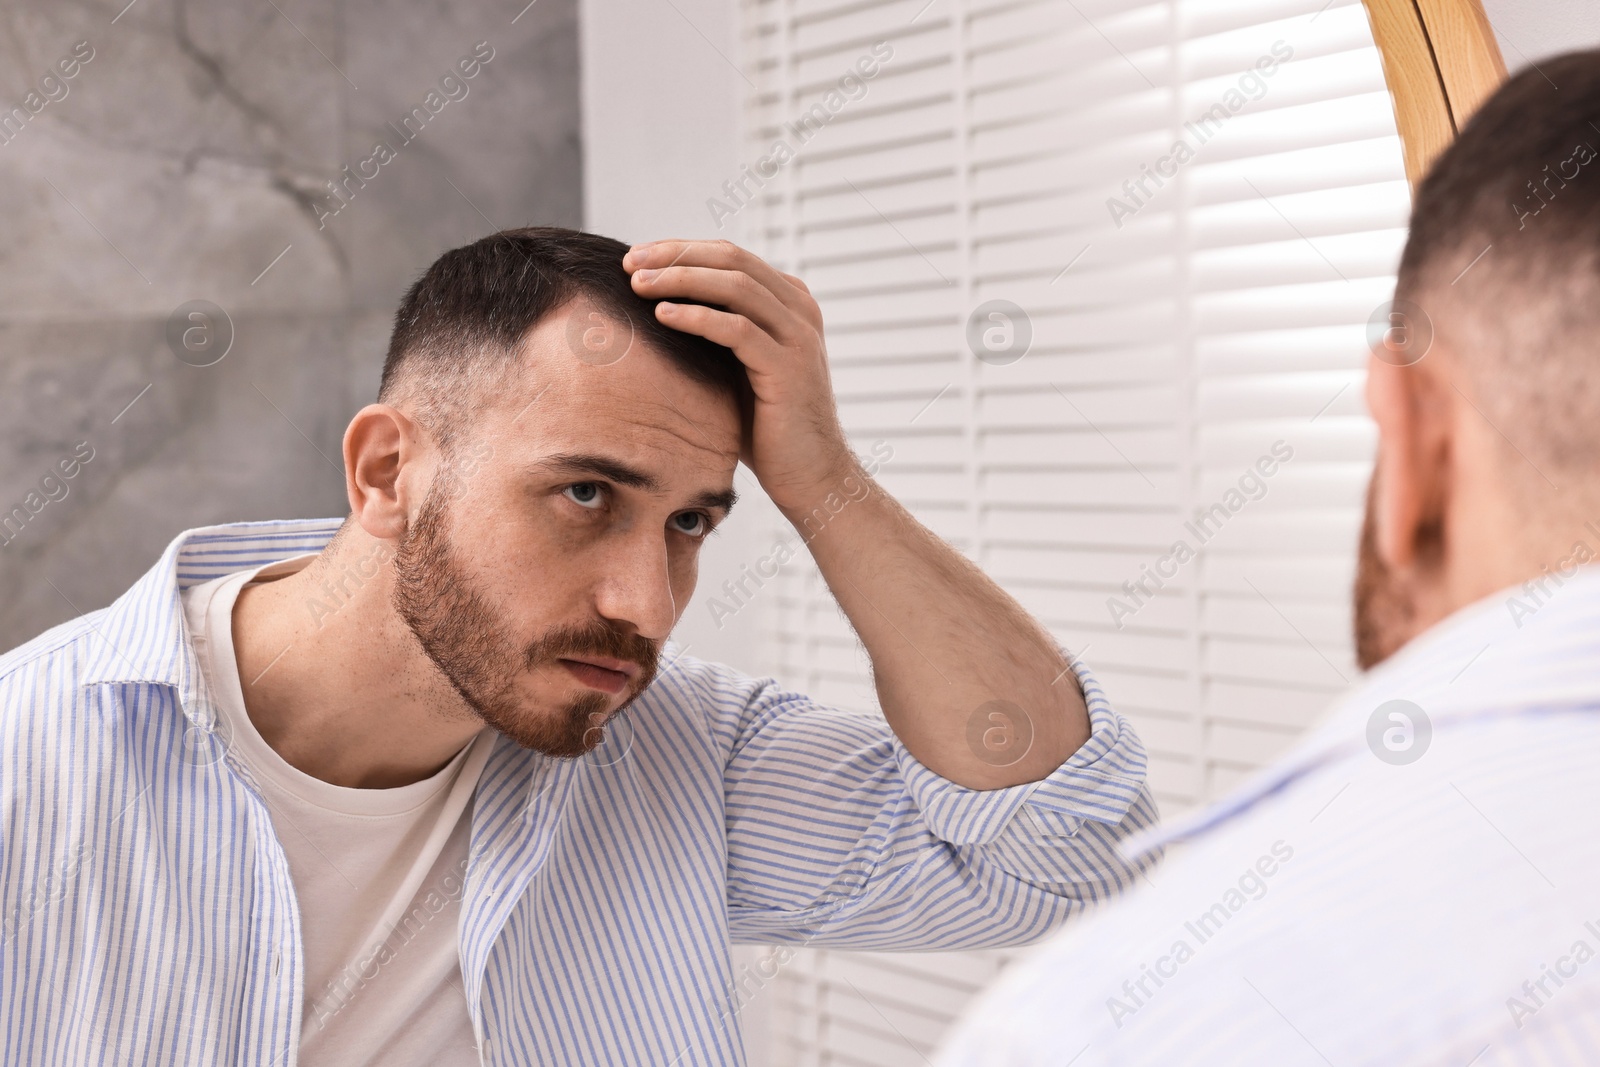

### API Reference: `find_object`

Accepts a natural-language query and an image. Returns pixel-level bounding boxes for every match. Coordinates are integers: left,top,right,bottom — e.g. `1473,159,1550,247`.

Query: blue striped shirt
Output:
0,518,1158,1066
937,566,1600,1066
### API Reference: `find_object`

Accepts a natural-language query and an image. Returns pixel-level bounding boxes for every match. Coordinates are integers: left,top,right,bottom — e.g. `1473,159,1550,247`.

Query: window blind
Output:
735,0,1410,1061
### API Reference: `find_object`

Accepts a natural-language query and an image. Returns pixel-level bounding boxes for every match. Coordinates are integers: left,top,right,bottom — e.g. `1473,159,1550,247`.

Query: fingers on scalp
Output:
719,312,751,345
685,239,745,270
684,305,756,348
652,265,768,313
645,241,689,269
661,301,708,328
664,245,703,273
731,268,767,299
658,244,815,337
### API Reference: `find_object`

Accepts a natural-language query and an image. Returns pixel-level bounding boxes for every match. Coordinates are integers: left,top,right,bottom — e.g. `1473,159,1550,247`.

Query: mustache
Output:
524,621,659,674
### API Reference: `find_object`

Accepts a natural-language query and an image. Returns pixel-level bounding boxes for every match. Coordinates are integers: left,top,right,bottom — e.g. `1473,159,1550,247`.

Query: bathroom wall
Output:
0,0,580,648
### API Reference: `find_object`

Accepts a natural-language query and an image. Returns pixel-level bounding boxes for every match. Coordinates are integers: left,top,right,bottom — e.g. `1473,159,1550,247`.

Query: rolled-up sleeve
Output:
715,651,1161,950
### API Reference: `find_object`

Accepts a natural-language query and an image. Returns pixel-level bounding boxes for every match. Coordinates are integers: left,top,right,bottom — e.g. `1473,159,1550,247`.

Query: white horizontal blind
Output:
736,0,1409,1062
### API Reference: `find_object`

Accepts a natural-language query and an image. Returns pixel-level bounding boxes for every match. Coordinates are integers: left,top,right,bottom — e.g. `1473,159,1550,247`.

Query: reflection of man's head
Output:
1356,52,1600,669
379,227,746,756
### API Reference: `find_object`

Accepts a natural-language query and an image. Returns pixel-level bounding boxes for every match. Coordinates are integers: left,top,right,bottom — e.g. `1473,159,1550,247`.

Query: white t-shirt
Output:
182,555,495,1067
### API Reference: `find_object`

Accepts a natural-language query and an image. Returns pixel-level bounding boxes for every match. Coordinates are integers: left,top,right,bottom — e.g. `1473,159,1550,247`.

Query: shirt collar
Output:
1125,562,1600,855
80,518,346,720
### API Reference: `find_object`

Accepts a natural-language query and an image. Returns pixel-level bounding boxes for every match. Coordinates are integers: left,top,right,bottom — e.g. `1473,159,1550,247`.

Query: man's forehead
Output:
527,396,735,465
501,305,741,469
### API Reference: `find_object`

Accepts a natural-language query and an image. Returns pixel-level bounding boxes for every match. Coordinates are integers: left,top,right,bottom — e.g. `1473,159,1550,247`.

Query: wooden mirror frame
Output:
1363,0,1508,188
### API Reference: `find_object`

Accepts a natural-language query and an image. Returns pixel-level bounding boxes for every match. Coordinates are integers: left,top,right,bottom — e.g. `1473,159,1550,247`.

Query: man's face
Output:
391,303,742,757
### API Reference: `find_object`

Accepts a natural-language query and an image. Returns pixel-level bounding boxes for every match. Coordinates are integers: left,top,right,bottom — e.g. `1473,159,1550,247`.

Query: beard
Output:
1352,471,1442,671
389,474,661,758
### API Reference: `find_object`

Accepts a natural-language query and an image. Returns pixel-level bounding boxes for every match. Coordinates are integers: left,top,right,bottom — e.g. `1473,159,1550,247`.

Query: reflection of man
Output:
938,52,1600,1066
0,227,1157,1065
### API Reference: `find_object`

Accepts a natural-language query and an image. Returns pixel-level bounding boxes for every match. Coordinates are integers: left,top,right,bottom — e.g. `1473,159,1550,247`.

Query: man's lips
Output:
557,656,636,694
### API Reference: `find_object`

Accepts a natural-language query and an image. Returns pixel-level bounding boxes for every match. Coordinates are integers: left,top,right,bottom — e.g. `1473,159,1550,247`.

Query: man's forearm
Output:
620,238,1093,790
782,458,1091,790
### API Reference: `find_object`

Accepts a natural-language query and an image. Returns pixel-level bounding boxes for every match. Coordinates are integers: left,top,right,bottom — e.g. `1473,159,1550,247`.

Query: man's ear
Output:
343,404,422,541
1364,350,1449,569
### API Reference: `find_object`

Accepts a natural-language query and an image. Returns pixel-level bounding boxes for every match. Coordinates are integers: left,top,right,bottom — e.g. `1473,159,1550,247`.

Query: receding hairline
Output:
376,225,747,454
383,304,746,472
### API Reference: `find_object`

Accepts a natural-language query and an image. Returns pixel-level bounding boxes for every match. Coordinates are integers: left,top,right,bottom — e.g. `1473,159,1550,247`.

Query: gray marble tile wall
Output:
0,0,581,650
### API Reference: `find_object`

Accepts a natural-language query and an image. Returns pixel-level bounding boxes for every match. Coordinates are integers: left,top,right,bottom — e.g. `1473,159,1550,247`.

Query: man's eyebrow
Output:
536,452,738,514
539,452,659,491
690,486,738,515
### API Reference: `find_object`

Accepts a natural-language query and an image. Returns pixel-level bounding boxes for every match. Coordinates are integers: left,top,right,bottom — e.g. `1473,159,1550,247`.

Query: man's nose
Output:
594,536,678,641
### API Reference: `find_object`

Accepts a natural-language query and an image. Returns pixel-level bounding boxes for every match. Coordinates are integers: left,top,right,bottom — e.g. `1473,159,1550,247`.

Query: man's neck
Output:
1394,489,1600,663
229,533,486,789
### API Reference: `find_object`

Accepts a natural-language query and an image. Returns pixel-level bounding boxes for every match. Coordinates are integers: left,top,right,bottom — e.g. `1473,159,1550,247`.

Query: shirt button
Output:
272,950,281,977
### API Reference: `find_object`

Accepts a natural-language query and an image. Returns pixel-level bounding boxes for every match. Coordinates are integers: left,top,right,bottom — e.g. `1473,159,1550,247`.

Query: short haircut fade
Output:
379,226,745,451
1396,49,1600,474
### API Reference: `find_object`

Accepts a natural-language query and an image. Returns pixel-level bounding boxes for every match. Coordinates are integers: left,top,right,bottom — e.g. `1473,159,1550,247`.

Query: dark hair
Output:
379,226,744,450
1399,50,1600,297
1396,49,1600,473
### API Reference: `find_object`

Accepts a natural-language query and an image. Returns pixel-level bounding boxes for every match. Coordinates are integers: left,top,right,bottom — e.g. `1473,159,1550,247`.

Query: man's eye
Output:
672,511,710,538
563,483,605,510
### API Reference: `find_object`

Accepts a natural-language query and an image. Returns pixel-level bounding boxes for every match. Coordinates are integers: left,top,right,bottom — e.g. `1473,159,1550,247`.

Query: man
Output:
937,50,1600,1067
0,228,1157,1065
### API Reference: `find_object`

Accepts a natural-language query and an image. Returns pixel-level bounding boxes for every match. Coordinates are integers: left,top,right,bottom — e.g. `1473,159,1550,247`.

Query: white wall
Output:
580,0,741,240
1480,0,1600,67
